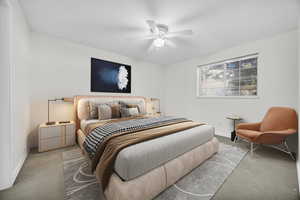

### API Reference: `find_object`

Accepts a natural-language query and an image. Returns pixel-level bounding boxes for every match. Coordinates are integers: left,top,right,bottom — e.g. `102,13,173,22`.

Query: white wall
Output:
0,0,31,190
163,31,298,138
0,1,12,190
10,0,31,181
29,32,164,147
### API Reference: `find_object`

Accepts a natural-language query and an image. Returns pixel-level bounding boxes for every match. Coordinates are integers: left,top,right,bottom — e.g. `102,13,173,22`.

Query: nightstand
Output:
153,112,162,117
38,121,75,152
147,112,161,117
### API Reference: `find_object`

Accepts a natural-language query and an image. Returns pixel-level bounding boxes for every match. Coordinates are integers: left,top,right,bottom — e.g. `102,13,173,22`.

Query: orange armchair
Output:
236,107,298,159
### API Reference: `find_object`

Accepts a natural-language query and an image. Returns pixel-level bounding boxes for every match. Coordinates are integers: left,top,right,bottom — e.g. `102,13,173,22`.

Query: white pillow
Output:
120,107,139,117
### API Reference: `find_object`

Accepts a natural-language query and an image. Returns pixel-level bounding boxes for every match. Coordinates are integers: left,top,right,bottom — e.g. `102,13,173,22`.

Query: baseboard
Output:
9,153,27,188
0,181,11,191
0,154,26,191
215,132,230,138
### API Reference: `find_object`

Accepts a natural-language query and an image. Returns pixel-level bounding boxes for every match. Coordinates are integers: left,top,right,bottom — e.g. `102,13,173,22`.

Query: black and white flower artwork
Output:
91,58,131,93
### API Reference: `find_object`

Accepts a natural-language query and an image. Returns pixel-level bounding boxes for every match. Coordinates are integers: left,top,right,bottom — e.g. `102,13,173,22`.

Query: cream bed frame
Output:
74,95,219,200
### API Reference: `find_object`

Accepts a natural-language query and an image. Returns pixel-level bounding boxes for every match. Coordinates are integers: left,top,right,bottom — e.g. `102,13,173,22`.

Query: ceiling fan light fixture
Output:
146,20,193,51
153,38,165,48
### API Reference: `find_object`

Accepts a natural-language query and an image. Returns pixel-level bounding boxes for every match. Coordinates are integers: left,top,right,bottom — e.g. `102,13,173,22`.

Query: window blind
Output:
197,54,258,97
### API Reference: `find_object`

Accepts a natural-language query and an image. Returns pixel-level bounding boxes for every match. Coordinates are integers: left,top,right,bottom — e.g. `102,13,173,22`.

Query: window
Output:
197,54,258,97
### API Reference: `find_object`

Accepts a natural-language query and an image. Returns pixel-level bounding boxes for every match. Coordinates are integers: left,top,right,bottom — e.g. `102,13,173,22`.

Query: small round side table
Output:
226,116,242,141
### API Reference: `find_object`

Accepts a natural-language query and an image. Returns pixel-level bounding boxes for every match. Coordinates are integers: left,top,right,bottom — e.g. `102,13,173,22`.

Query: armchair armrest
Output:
236,122,261,131
254,129,297,144
263,129,297,136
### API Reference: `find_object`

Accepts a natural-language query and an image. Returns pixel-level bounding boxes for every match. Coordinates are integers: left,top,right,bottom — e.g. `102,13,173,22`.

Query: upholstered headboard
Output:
73,95,150,130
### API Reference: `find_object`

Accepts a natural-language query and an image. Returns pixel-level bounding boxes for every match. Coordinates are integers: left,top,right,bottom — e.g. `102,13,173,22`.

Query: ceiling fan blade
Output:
146,20,159,34
147,40,158,52
124,34,156,41
144,35,156,39
165,39,176,48
146,20,156,28
167,29,193,37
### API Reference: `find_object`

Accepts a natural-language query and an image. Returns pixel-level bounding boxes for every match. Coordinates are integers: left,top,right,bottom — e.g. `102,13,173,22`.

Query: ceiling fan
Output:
145,20,193,50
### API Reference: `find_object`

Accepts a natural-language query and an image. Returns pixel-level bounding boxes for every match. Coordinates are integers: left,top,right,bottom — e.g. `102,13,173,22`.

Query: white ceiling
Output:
19,0,299,65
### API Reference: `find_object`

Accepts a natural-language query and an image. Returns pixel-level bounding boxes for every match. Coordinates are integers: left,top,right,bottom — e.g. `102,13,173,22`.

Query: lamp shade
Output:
150,98,160,113
46,97,73,125
62,97,73,103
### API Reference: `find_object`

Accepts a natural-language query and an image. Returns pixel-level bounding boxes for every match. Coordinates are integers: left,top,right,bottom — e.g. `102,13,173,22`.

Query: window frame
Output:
196,53,259,99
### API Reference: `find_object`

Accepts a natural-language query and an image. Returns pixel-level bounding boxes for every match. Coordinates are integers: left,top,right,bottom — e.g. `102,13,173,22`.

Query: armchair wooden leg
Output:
283,141,296,161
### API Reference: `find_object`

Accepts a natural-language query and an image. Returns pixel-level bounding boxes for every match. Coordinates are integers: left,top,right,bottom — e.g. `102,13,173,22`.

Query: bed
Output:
74,95,219,200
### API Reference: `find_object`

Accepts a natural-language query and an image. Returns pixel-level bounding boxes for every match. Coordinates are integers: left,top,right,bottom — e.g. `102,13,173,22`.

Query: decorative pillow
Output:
89,101,121,119
98,104,112,120
127,104,140,111
89,102,99,119
120,101,146,115
106,102,121,118
119,101,128,109
120,107,139,118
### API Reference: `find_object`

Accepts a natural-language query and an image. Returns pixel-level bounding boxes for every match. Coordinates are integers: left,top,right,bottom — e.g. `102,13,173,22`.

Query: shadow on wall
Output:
28,126,37,149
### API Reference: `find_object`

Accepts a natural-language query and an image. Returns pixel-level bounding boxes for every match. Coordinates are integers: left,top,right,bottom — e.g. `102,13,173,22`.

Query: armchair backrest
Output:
260,107,298,132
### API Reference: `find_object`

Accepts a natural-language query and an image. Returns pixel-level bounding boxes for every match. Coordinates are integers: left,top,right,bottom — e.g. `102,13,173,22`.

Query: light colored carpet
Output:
63,142,248,200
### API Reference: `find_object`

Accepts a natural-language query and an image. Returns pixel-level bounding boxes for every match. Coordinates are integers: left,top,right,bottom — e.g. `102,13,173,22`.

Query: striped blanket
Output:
83,116,188,161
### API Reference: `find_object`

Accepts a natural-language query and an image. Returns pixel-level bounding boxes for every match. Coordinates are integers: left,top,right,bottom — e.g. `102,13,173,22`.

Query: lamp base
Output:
46,121,56,126
59,121,71,124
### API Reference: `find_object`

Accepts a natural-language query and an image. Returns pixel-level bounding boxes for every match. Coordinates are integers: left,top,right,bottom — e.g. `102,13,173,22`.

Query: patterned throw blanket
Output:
83,116,188,161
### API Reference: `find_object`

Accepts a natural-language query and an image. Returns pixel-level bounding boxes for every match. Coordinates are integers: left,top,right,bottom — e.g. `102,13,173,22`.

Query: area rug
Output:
63,142,248,200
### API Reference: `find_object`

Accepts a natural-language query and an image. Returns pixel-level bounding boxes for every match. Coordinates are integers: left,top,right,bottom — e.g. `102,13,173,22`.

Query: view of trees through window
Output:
197,55,258,97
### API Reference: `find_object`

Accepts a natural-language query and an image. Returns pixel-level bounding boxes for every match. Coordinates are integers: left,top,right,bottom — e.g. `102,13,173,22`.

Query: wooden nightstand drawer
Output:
40,137,61,152
66,135,75,146
40,126,62,139
38,121,75,152
66,124,75,136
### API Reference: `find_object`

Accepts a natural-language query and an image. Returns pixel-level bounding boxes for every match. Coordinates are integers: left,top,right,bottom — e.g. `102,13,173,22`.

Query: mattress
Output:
80,120,214,181
115,124,214,181
105,138,219,200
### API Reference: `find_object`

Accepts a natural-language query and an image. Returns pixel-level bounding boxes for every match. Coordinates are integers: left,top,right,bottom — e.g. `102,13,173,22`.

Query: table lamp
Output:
46,97,73,125
150,98,160,114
